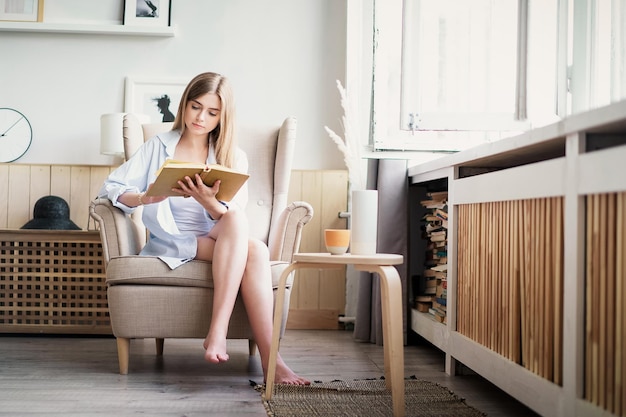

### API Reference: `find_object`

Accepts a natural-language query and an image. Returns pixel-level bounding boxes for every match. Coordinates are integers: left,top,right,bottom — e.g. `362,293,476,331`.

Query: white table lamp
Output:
100,113,126,157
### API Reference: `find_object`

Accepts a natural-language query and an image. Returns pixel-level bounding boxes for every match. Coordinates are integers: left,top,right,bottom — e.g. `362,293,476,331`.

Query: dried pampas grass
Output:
324,80,363,190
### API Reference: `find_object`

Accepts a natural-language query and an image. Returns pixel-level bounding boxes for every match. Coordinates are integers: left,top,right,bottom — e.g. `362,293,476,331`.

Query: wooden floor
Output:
0,329,539,416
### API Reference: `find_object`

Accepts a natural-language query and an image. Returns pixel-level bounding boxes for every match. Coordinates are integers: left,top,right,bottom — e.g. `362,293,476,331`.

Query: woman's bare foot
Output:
203,334,229,363
265,357,310,385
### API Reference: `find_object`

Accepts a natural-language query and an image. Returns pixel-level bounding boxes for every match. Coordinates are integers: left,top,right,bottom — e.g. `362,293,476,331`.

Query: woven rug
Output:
255,377,486,417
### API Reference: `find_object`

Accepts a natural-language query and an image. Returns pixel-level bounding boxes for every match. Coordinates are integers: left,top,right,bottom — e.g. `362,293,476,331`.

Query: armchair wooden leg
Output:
155,338,164,356
248,339,257,356
116,337,130,375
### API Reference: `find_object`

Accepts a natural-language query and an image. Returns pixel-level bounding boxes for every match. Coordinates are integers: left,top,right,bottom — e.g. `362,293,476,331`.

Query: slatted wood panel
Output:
0,164,349,331
0,230,109,334
457,198,564,385
0,164,114,230
585,192,626,417
287,170,348,329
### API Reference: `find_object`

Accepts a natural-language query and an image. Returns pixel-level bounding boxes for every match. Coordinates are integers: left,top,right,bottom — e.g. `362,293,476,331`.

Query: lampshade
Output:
100,113,126,156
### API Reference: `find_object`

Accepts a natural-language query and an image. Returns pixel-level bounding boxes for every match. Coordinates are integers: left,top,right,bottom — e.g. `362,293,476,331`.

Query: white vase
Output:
350,189,378,254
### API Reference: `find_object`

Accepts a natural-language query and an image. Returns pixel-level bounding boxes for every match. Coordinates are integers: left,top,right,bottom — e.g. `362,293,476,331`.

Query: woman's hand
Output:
173,173,227,219
173,173,220,200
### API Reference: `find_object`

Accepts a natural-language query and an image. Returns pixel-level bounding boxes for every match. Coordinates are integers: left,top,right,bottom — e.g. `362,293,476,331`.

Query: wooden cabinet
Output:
408,100,626,417
0,230,110,335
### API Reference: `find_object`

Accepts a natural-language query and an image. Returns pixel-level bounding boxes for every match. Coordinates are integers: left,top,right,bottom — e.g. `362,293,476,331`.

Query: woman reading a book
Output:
99,72,309,386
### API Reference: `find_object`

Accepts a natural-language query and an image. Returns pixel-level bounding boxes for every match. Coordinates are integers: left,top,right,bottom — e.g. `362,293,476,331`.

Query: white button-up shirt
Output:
99,129,249,268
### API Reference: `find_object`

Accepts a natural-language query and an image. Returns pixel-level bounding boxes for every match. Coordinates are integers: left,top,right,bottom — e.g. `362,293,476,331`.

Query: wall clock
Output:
0,107,33,163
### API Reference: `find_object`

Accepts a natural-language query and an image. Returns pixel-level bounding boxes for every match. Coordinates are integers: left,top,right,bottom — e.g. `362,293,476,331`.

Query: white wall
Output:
0,0,347,169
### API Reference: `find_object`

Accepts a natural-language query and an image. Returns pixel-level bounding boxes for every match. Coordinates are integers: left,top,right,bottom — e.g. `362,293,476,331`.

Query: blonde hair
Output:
172,72,237,168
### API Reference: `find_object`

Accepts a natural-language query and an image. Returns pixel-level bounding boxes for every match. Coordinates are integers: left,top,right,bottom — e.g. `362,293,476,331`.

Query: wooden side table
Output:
265,252,406,417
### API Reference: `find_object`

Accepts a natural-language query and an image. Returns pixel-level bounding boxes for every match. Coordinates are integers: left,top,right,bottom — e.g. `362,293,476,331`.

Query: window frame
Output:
360,0,624,155
370,0,567,153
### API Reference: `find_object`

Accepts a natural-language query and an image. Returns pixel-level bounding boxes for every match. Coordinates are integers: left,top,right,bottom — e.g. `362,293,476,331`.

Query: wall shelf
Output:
0,21,175,36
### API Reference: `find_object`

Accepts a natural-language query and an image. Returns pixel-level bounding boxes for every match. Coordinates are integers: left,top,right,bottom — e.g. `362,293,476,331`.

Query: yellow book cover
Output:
145,160,250,202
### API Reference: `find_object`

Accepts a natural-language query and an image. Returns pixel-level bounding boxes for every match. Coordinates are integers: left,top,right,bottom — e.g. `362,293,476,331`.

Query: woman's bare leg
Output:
240,239,310,385
196,210,249,363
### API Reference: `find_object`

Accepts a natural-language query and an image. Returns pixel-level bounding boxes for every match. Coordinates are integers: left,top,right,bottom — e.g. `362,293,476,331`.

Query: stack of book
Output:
416,191,448,323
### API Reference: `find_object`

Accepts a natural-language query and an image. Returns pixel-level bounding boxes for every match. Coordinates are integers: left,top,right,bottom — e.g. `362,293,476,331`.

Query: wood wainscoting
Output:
287,170,349,329
0,164,349,331
0,164,115,230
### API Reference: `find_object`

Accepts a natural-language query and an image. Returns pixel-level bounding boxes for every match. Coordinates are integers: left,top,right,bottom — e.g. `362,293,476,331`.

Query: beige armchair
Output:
90,115,313,375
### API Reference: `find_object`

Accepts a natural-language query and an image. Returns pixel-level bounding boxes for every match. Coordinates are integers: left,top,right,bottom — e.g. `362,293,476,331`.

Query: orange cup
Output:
324,229,351,255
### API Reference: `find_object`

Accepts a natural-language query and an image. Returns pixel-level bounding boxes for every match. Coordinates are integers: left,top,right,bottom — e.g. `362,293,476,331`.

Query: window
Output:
569,0,626,113
367,0,626,153
402,1,523,127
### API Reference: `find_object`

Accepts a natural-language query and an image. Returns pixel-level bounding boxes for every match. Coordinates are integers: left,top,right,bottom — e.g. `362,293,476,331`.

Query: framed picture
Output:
124,0,171,27
0,0,44,22
124,77,188,123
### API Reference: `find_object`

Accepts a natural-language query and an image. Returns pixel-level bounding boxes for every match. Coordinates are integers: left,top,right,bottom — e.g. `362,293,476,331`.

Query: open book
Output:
145,160,249,202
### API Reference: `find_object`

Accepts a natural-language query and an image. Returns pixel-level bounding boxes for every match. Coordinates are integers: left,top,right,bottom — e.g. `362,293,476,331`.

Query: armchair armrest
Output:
92,197,312,265
267,201,314,263
89,197,146,264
